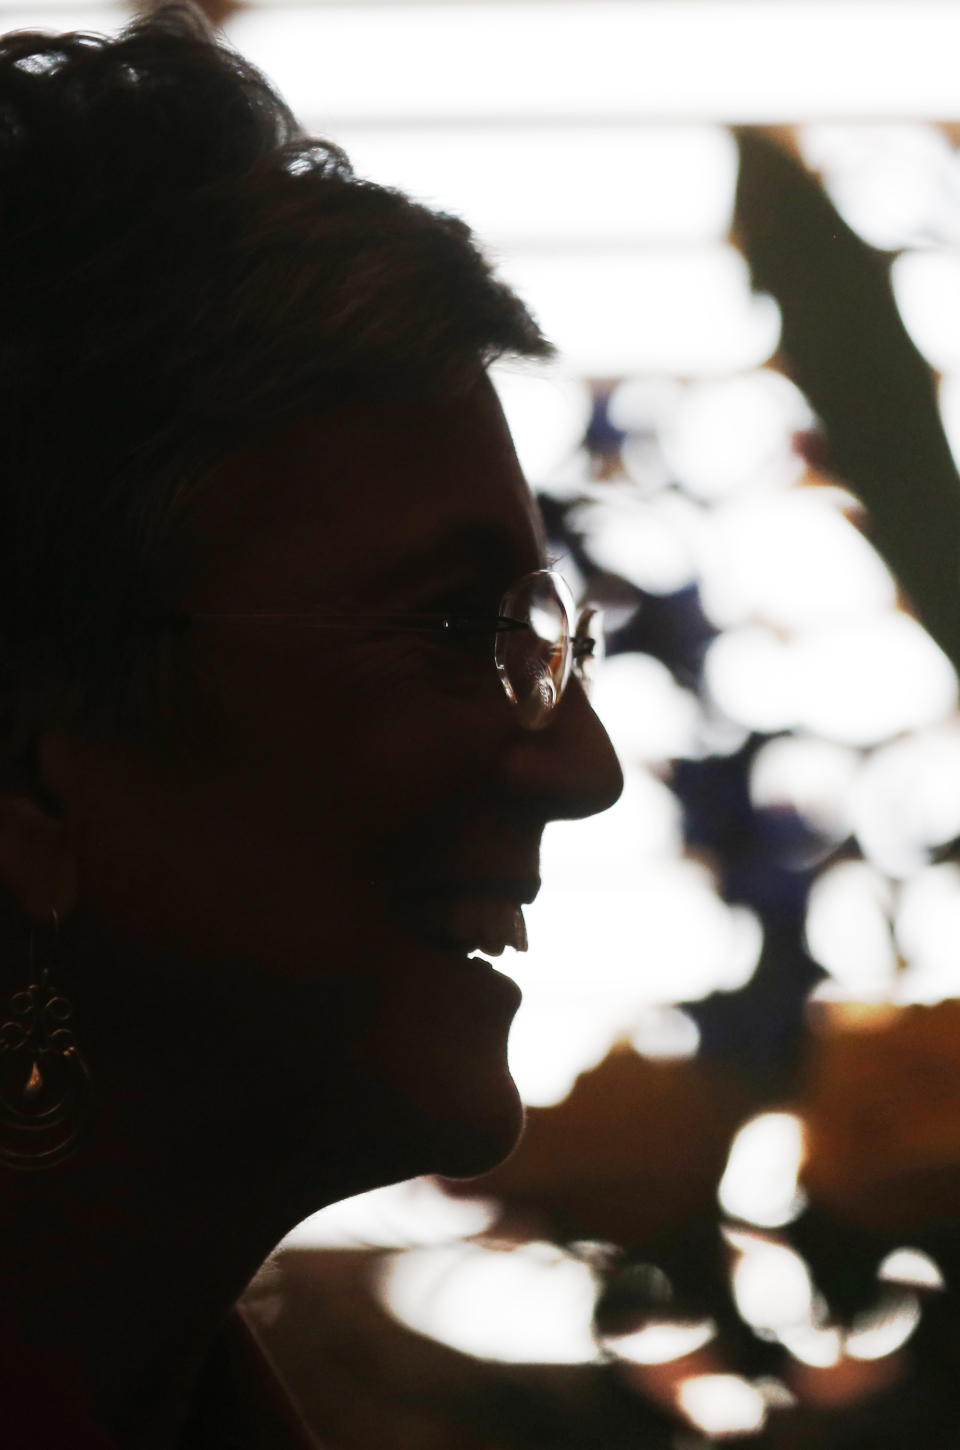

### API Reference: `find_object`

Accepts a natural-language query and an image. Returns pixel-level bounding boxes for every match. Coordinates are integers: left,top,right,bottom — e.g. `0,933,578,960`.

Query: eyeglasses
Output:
182,569,603,730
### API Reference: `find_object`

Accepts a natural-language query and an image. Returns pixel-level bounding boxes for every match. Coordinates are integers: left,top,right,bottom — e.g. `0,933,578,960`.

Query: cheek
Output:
73,641,504,976
214,653,496,852
201,633,489,797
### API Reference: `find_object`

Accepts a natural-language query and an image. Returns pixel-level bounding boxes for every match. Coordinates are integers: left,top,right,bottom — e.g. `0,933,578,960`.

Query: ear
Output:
0,794,77,923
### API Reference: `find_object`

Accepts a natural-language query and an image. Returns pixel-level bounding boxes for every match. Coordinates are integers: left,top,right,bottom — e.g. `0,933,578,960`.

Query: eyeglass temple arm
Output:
134,610,533,635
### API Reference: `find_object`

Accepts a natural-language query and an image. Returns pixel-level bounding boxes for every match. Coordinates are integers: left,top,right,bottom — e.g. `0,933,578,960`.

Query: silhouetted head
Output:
0,3,622,1197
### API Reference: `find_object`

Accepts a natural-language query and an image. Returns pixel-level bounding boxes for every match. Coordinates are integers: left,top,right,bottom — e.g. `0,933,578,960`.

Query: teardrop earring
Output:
0,910,91,1170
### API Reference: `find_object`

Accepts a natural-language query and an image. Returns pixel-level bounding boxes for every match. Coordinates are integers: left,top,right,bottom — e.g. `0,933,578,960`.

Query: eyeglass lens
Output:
496,572,575,730
573,605,605,691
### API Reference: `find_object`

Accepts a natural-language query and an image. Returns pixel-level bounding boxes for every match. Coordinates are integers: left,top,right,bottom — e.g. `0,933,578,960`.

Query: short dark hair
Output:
0,1,551,764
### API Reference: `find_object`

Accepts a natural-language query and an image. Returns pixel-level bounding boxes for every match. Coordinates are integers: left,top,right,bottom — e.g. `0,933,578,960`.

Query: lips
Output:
396,876,538,958
410,897,528,957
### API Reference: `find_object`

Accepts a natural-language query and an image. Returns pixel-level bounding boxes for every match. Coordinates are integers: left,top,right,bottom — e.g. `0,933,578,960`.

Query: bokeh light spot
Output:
377,1242,599,1363
879,1247,946,1290
730,1236,816,1332
281,1177,497,1250
662,370,813,502
805,861,897,997
607,1318,716,1365
676,1374,767,1437
699,489,896,632
845,1292,921,1361
720,1113,807,1228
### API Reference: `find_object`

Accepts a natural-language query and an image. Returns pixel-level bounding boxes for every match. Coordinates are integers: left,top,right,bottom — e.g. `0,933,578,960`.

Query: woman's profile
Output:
0,3,622,1445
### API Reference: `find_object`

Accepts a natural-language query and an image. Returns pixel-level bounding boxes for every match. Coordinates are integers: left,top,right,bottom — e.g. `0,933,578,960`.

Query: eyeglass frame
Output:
159,568,601,729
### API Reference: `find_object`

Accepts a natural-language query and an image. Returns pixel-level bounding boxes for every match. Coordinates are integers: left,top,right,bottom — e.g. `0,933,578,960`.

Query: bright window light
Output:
332,124,735,246
796,616,955,747
575,490,701,596
704,627,798,734
0,7,122,30
852,726,960,878
506,989,638,1107
894,862,960,1003
281,1176,496,1250
750,735,860,844
699,489,897,632
662,371,813,502
490,365,591,485
892,249,960,373
794,614,957,748
377,1242,599,1363
630,1006,701,1061
505,777,759,1103
609,377,682,434
588,653,701,764
496,246,780,375
515,859,761,1005
702,612,954,747
228,4,960,124
801,124,960,251
537,764,684,886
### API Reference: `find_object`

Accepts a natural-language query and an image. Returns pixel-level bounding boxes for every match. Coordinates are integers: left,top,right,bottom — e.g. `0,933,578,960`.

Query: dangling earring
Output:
0,910,91,1170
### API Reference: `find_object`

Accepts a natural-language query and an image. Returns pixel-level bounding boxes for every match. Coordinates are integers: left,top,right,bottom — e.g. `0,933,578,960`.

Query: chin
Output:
405,992,527,1178
336,949,527,1183
427,1070,526,1180
359,1056,526,1188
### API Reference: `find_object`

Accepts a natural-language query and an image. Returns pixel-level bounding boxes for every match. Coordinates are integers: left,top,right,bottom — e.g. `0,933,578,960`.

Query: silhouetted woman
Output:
0,6,622,1446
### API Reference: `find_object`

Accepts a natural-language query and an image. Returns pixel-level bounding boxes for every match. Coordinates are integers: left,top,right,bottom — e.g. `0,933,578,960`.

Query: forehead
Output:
188,377,545,609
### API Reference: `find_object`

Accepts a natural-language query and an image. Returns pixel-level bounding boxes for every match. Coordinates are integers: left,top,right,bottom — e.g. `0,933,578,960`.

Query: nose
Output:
501,676,624,822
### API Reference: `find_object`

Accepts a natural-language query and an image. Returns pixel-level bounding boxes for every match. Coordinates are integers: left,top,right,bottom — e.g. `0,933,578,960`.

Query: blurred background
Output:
10,1,960,1444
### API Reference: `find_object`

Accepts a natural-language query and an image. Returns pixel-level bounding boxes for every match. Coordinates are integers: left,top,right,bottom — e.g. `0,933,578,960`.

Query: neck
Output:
0,1125,313,1449
0,913,422,1447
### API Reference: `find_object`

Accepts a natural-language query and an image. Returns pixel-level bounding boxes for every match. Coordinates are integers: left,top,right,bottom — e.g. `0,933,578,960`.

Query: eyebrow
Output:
369,520,538,597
